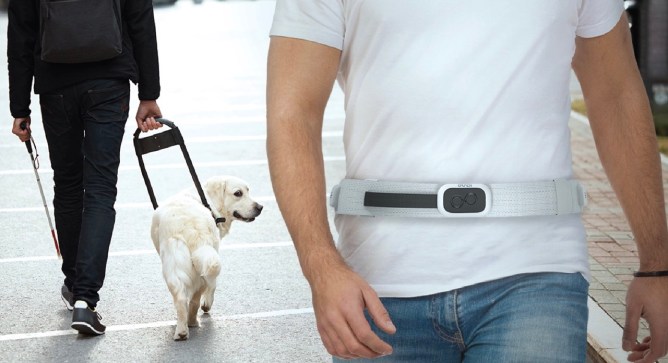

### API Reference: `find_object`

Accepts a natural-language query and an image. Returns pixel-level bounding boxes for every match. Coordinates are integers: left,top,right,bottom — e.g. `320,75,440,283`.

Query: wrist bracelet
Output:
633,270,668,277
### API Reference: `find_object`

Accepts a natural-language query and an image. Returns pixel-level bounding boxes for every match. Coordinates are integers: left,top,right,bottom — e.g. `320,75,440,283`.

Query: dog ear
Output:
205,177,227,206
220,179,227,200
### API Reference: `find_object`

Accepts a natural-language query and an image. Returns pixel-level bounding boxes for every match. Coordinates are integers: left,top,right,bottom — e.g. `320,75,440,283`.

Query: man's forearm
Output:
266,37,344,282
573,15,668,271
587,85,668,270
266,118,345,282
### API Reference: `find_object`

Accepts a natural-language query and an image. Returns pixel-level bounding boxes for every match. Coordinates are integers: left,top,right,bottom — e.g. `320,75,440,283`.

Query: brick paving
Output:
571,114,668,363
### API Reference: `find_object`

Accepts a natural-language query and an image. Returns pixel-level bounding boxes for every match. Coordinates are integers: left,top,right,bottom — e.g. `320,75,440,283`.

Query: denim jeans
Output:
39,78,130,308
334,272,589,363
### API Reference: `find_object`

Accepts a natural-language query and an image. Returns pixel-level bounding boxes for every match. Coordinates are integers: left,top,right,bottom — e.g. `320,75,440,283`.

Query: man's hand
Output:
135,100,163,132
12,117,31,142
310,261,396,360
623,277,668,362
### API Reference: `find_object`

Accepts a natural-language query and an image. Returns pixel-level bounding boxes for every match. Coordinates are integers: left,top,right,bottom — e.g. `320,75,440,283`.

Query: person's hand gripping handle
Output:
19,120,33,154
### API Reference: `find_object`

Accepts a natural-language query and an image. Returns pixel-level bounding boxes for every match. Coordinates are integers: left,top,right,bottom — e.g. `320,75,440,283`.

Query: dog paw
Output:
201,303,211,313
188,318,200,328
173,330,188,341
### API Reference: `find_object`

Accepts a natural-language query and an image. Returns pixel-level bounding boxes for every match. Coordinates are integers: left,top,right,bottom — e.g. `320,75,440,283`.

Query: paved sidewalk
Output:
570,111,668,363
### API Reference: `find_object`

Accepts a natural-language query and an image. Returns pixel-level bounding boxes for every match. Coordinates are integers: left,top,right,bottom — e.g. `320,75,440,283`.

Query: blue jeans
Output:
334,272,589,363
39,78,130,308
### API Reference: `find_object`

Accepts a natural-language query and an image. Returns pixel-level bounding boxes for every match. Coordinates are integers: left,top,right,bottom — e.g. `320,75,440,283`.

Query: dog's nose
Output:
255,203,263,214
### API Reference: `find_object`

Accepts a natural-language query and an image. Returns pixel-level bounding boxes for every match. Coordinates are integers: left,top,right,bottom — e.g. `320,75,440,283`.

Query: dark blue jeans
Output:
39,78,130,308
335,272,589,363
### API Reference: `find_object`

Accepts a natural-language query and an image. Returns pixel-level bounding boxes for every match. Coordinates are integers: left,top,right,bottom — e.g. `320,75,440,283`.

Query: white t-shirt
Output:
270,0,625,297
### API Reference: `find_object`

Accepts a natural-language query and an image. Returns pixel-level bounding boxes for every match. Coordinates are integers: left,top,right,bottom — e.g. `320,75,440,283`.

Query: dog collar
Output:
202,188,226,224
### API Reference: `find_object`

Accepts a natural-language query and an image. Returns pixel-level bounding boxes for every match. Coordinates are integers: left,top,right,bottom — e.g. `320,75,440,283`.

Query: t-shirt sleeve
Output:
269,0,345,50
576,0,625,38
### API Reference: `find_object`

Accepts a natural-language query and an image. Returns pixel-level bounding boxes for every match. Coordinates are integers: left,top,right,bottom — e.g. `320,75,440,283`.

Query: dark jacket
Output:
7,0,161,118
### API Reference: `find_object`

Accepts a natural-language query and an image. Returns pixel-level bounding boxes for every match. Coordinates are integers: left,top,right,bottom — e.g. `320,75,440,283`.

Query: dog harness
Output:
330,178,586,218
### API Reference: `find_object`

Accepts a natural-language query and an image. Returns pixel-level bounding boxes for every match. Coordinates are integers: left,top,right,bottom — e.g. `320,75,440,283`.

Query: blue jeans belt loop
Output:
329,178,587,218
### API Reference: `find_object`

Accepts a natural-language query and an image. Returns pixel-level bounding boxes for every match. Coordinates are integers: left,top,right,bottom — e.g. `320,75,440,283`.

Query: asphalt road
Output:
0,1,345,362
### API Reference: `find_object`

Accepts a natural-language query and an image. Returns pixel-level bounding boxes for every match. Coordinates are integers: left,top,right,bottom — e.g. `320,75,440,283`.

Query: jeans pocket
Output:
85,81,130,123
40,94,71,136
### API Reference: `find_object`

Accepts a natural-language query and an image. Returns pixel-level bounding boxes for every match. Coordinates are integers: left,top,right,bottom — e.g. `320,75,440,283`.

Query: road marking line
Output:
0,308,314,342
0,195,278,213
0,242,293,263
0,129,344,149
0,191,330,213
181,130,343,143
0,156,345,176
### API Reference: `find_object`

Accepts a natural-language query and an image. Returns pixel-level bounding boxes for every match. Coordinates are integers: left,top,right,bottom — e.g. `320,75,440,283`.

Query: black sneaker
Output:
71,300,105,335
61,285,74,311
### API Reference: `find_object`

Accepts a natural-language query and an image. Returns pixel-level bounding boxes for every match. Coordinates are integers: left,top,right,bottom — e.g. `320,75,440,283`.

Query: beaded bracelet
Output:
633,270,668,277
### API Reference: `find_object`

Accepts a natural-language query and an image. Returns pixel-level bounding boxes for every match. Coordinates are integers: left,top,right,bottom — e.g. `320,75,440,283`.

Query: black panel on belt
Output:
364,187,487,213
364,192,436,209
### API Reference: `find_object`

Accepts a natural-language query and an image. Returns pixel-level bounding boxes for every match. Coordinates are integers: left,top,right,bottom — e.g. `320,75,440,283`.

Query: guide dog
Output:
150,175,263,340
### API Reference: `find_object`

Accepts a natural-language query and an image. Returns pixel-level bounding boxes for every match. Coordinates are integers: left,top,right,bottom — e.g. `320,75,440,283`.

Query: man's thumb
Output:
364,290,396,334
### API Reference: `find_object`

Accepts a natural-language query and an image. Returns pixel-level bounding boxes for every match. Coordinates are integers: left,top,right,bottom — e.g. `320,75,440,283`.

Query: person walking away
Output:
8,0,163,335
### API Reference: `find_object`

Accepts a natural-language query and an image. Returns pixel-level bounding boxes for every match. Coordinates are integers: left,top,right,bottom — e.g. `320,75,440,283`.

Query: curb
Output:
587,297,628,363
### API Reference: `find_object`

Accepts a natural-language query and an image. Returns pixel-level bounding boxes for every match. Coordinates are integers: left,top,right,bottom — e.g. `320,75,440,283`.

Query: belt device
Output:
330,179,587,218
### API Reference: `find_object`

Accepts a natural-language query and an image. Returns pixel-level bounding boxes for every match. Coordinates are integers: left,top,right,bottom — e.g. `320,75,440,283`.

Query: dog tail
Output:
191,245,221,278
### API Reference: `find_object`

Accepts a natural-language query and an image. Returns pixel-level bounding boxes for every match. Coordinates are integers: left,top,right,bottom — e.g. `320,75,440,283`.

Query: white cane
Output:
20,122,61,259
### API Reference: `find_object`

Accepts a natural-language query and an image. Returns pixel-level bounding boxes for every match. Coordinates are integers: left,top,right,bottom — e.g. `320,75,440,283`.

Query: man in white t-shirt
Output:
266,1,668,362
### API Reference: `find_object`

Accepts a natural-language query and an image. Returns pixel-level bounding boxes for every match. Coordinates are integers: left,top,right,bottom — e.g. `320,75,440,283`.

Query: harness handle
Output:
133,118,225,223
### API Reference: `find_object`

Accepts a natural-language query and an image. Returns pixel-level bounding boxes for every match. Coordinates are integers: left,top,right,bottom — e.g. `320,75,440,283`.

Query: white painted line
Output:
0,308,314,342
185,130,343,144
0,159,267,176
124,114,346,127
3,205,179,213
0,195,278,213
0,128,344,149
1,118,347,147
0,329,76,342
0,255,57,263
0,242,293,263
0,156,345,176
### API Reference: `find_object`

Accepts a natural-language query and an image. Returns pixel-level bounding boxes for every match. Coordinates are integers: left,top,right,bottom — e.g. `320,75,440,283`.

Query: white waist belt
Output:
330,179,587,218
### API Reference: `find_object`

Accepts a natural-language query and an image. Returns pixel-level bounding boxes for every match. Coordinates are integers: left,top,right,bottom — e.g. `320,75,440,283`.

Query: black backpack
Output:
39,0,123,64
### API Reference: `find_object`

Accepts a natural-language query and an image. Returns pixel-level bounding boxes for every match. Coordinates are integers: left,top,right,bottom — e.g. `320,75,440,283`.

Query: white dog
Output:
150,175,263,340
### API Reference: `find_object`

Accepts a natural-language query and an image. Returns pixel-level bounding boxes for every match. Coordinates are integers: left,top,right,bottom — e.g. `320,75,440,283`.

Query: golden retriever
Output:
150,175,263,340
